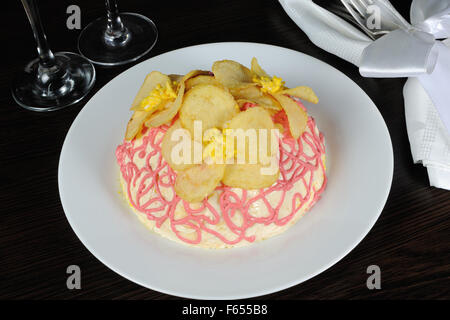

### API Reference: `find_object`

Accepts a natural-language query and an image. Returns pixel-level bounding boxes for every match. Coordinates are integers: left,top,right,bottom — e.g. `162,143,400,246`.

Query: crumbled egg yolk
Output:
252,75,285,94
139,81,177,111
203,128,235,162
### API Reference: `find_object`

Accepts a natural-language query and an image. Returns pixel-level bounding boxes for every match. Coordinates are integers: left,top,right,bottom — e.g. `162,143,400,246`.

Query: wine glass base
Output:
78,12,158,66
12,52,96,112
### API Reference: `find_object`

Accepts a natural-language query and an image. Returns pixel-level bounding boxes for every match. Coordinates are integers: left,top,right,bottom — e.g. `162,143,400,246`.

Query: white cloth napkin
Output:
279,0,450,189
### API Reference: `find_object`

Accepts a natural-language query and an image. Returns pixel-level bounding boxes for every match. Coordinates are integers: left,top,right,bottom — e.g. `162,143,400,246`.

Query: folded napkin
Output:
279,0,450,189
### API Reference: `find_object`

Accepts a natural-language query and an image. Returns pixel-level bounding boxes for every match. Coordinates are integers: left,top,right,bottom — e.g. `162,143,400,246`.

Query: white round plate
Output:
59,42,393,299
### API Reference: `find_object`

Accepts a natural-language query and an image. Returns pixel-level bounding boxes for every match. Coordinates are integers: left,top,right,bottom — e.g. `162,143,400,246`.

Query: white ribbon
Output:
411,0,450,39
359,0,450,132
361,0,450,77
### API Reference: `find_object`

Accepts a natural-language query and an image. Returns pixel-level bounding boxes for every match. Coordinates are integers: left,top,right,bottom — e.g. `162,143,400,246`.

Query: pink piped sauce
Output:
116,108,327,246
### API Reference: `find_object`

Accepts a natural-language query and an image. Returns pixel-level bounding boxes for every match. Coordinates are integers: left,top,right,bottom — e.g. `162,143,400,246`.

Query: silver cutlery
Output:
340,0,412,39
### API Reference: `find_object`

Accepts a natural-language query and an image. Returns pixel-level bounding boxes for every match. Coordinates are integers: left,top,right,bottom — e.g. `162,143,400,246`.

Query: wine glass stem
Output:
21,0,56,69
105,0,127,40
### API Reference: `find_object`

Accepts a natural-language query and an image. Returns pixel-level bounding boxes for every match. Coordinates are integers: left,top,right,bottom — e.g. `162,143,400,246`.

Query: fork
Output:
340,0,412,39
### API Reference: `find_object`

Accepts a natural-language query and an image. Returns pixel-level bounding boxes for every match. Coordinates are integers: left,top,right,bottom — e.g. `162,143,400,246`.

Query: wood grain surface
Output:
0,0,449,300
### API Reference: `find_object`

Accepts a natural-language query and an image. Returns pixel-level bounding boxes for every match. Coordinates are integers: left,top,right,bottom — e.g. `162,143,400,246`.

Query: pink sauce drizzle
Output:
116,106,327,245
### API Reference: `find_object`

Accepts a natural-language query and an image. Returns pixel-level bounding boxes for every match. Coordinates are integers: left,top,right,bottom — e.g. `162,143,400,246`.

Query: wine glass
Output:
12,0,96,112
78,0,158,66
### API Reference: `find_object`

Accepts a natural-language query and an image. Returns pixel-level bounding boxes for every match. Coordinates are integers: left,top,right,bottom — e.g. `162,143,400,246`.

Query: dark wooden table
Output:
1,0,449,300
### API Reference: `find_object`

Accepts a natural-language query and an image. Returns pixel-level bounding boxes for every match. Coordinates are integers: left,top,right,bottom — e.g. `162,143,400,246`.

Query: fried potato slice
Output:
182,70,210,82
251,57,270,78
280,86,318,104
225,107,276,164
212,60,253,88
144,71,212,128
168,74,184,83
185,75,221,91
236,100,280,115
125,111,150,141
174,163,225,203
179,84,238,137
273,94,307,139
126,71,174,139
225,86,282,191
161,120,201,171
222,163,279,189
231,85,281,112
145,81,185,128
262,94,283,111
130,71,171,110
230,84,262,100
226,106,274,131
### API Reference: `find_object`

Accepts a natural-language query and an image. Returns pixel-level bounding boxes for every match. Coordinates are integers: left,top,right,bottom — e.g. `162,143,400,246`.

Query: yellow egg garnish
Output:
203,128,235,162
252,75,285,94
204,127,223,142
139,81,177,112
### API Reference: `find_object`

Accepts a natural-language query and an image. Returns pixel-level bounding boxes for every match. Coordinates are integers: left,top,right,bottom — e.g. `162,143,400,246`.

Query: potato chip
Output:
126,71,181,139
231,85,281,111
251,57,270,78
185,75,221,91
130,71,171,110
230,84,261,100
179,84,238,137
225,107,275,164
222,163,279,189
273,94,307,139
145,81,185,128
212,60,253,87
247,97,281,112
144,71,211,128
182,70,210,82
280,86,319,104
168,73,183,83
262,94,283,111
174,163,225,202
226,106,274,131
125,111,150,141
